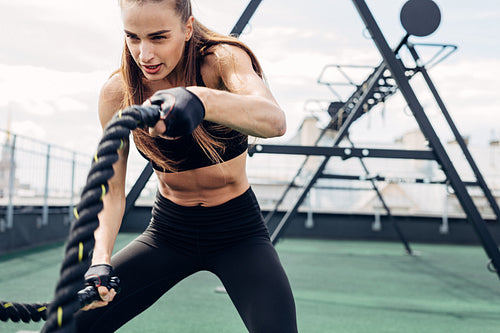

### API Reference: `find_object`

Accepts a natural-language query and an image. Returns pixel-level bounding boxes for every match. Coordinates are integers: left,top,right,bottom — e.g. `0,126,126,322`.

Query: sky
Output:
0,0,499,157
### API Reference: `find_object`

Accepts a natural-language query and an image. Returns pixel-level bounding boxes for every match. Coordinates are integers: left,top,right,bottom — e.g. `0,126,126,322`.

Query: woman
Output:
74,0,297,332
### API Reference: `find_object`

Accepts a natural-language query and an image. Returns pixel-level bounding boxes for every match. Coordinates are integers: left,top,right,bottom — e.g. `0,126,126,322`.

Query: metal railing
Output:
0,129,92,230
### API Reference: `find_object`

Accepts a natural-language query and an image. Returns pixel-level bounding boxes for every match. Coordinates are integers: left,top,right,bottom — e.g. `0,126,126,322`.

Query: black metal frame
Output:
351,0,500,278
230,0,263,37
253,0,499,277
266,63,392,243
259,0,500,277
124,163,153,216
404,42,500,220
249,144,436,160
123,0,500,278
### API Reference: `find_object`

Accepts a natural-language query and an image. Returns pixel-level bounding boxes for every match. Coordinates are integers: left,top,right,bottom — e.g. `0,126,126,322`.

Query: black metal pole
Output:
406,42,500,222
347,138,413,254
262,118,337,225
124,163,154,217
249,144,436,160
352,0,500,278
230,0,263,37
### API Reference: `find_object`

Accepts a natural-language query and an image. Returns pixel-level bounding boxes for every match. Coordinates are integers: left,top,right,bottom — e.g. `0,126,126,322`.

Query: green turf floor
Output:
1,235,499,332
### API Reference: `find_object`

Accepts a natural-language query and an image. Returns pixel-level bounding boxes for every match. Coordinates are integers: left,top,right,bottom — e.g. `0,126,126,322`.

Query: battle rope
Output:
0,104,161,332
0,301,47,323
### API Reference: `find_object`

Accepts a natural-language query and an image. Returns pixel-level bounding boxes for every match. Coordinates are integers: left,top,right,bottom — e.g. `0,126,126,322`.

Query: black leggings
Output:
75,187,297,332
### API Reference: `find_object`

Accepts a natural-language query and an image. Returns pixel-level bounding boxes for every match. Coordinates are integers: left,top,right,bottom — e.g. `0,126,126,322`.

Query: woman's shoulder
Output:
200,43,253,88
98,72,125,127
203,43,250,65
100,72,125,102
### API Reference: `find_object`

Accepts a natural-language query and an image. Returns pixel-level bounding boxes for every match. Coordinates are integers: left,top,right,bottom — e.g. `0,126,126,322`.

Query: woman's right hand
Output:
79,264,119,311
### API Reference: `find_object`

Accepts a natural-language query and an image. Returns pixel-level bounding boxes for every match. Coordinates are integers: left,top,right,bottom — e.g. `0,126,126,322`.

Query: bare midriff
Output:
155,152,250,207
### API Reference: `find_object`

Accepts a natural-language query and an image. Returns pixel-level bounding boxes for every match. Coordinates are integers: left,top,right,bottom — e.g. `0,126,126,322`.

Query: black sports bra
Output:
135,56,248,173
136,122,247,173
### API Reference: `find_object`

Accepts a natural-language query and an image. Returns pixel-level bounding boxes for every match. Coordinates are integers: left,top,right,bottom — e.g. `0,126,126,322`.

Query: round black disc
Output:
400,0,441,37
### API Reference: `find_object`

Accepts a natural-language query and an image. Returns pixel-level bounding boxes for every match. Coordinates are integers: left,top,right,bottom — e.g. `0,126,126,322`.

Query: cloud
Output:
1,0,499,153
0,64,108,108
53,97,89,113
11,100,57,117
343,55,500,146
0,64,108,153
430,58,500,116
192,0,248,33
1,0,122,71
10,120,47,141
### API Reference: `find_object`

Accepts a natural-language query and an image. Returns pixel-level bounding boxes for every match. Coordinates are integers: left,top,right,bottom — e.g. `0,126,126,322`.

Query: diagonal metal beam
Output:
352,0,500,278
346,138,413,254
406,43,500,222
270,64,388,244
124,163,154,217
230,0,263,37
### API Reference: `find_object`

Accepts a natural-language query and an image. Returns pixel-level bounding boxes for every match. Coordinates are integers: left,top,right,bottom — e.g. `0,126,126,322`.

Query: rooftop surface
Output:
1,234,499,332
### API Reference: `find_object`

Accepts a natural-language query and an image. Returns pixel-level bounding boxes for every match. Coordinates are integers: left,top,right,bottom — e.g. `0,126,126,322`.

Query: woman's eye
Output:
126,34,139,40
152,36,167,41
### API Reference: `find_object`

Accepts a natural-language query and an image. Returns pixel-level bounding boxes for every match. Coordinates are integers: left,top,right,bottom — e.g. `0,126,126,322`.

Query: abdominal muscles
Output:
156,153,249,207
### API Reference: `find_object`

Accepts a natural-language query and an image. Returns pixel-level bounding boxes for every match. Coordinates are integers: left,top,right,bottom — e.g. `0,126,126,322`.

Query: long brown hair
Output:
119,0,263,172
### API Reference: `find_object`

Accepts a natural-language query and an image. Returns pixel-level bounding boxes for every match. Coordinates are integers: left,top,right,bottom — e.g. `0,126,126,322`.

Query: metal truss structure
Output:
125,0,500,279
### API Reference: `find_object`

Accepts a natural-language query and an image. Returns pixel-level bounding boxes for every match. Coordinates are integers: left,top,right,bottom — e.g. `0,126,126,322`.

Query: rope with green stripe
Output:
0,104,161,332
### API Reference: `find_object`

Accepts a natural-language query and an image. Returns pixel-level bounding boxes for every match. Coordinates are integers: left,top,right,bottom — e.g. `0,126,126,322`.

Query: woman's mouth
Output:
143,64,162,74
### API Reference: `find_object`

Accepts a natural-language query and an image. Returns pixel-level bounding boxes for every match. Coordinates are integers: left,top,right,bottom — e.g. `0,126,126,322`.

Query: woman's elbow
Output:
275,120,287,137
269,111,287,138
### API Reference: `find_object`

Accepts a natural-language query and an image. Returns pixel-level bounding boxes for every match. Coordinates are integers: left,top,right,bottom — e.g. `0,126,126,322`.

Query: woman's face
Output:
121,1,193,82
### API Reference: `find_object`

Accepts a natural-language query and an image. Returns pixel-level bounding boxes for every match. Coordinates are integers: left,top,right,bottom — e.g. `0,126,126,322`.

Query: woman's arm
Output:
147,44,287,139
91,74,129,266
190,44,286,138
81,74,128,310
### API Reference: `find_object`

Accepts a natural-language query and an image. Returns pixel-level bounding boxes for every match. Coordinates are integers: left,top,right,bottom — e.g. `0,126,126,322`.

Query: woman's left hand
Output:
144,87,205,139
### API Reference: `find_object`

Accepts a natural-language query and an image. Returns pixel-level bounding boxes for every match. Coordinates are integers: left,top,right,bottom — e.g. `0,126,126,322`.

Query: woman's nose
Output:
139,42,154,63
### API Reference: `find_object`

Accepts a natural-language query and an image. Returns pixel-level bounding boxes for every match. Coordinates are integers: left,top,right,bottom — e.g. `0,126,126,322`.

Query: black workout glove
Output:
78,264,120,307
149,87,205,138
84,264,114,289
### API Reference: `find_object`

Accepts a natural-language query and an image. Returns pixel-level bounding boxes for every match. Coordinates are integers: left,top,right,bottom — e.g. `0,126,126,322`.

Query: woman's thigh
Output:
75,234,198,333
210,240,298,333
